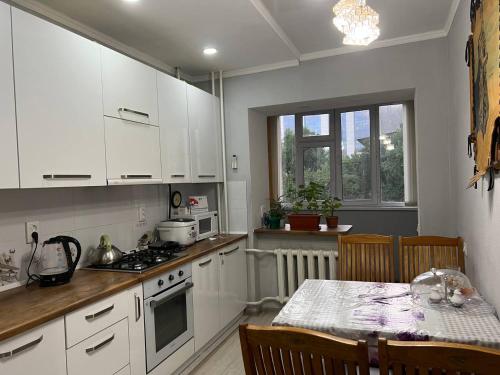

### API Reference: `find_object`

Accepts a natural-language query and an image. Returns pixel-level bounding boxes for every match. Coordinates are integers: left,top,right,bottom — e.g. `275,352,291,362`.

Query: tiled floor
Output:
188,310,278,375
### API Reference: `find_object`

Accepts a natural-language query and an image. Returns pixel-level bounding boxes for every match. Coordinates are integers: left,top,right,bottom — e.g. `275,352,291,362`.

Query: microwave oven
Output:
174,211,218,241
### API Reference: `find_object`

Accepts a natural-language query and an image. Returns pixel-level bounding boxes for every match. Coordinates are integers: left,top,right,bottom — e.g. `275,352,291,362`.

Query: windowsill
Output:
280,204,418,212
337,205,418,211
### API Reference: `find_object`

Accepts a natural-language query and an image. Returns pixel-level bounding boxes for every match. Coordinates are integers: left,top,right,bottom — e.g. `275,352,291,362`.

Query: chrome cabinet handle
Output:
85,333,115,353
118,107,149,118
150,282,194,308
121,174,153,179
0,335,43,359
198,259,212,267
85,304,114,320
43,174,91,180
134,293,141,322
198,174,216,178
223,246,239,256
170,174,185,178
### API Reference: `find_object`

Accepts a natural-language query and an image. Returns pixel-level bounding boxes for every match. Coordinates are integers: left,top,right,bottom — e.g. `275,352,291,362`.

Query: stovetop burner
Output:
85,241,186,273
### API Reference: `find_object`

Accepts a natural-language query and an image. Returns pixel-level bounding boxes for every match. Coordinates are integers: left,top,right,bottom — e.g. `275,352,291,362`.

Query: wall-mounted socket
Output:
25,221,39,244
138,206,146,223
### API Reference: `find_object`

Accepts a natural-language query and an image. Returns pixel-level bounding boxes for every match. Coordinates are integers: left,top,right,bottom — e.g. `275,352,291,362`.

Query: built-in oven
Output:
143,263,194,373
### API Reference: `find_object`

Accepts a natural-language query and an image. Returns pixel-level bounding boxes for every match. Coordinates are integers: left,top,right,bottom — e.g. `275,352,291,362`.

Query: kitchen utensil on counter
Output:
88,234,123,266
29,235,81,287
157,219,198,246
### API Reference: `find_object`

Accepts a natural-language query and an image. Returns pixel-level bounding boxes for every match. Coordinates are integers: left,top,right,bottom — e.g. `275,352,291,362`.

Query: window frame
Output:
285,101,409,208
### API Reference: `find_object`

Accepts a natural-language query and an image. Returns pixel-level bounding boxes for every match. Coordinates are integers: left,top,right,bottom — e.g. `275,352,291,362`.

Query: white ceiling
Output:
23,0,458,77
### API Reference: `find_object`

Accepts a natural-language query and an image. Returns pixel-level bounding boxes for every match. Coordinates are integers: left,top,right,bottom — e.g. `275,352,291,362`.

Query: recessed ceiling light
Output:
123,0,140,3
203,48,218,56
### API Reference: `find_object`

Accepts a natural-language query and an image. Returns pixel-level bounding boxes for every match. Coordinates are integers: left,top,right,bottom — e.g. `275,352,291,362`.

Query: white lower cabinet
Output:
127,285,146,375
219,240,248,328
104,116,162,185
0,317,66,375
66,318,130,375
192,252,221,351
115,365,131,375
192,240,247,351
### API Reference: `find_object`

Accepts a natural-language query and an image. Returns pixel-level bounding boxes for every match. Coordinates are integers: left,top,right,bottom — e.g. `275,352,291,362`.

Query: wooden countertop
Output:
0,234,246,342
254,224,352,236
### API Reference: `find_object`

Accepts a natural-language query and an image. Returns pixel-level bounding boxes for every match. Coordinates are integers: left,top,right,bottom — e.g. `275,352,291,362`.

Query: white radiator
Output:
246,249,337,305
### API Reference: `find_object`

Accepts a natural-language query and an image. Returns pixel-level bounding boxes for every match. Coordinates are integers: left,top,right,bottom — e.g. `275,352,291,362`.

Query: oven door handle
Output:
149,282,194,308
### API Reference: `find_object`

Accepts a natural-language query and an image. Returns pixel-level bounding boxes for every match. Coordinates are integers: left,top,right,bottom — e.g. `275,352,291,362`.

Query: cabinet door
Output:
157,72,191,183
192,253,221,351
0,3,19,189
0,318,66,375
101,46,158,125
12,8,106,188
219,240,247,328
66,318,129,375
127,285,146,375
187,85,222,183
104,117,162,185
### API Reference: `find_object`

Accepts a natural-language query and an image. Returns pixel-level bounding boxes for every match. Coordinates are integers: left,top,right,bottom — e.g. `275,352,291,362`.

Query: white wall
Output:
223,38,454,238
447,1,500,311
0,185,168,288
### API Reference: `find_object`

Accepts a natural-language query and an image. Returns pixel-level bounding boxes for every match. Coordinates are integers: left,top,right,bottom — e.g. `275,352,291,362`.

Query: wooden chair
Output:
239,324,370,375
378,338,500,375
338,234,395,282
398,236,465,283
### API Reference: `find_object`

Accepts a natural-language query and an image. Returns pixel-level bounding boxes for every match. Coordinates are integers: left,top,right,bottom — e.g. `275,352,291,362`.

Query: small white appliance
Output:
174,211,218,241
157,219,198,246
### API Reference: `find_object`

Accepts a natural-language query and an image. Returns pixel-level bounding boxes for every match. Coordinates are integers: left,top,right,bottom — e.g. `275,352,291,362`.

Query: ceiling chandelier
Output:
332,0,380,46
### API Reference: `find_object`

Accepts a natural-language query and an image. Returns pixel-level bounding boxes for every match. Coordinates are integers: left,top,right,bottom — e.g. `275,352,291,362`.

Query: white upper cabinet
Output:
157,72,192,183
0,3,19,189
12,8,106,188
187,85,223,183
104,117,162,185
101,46,158,126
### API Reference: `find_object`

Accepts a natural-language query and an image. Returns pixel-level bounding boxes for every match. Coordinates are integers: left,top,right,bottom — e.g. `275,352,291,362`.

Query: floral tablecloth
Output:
272,280,500,364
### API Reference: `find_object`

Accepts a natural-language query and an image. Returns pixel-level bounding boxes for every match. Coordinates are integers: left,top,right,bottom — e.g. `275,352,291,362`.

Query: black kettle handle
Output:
48,236,82,274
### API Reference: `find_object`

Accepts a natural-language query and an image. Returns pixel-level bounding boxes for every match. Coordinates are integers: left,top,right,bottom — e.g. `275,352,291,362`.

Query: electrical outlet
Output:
25,221,39,244
138,206,146,223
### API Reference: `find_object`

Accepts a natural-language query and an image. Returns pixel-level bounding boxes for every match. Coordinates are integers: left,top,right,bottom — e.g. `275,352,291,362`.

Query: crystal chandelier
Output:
332,0,380,46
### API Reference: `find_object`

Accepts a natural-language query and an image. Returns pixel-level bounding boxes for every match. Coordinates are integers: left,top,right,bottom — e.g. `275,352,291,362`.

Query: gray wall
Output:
447,1,500,311
223,37,454,243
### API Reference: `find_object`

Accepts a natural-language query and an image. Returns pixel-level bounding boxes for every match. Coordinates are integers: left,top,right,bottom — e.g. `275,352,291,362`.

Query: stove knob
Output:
168,274,175,281
158,279,164,287
178,270,184,277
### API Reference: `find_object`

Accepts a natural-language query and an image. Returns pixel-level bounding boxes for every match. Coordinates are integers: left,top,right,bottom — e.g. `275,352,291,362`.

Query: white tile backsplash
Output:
0,185,170,288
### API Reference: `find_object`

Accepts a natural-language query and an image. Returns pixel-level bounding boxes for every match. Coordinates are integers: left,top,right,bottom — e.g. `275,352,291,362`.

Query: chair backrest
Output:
378,338,500,375
398,236,465,283
338,234,395,282
239,324,369,375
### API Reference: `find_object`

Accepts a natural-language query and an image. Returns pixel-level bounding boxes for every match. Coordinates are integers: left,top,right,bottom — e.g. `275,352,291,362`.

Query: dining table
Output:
272,279,500,365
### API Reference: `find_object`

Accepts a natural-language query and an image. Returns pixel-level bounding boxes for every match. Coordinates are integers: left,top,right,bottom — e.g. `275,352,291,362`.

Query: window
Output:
273,102,416,207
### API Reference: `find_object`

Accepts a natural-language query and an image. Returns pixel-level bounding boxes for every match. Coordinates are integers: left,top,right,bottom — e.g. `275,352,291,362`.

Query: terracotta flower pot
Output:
288,214,321,231
325,216,339,228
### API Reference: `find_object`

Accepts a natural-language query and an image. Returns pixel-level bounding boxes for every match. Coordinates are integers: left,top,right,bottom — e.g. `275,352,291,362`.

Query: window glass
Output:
341,110,372,200
379,104,404,202
303,147,331,189
279,115,296,195
302,114,330,137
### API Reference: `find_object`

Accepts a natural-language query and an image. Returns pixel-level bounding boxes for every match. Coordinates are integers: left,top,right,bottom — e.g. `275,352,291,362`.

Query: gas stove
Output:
85,241,187,273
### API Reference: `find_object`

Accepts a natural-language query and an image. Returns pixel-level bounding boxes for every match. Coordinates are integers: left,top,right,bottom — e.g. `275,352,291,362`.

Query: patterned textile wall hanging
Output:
466,0,500,190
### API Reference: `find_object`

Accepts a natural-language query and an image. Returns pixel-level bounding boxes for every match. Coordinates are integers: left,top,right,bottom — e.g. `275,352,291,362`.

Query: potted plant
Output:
268,196,285,229
322,196,342,228
286,182,325,231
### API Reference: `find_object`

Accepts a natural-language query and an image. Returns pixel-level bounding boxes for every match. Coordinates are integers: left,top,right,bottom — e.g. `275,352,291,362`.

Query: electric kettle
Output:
37,236,81,287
